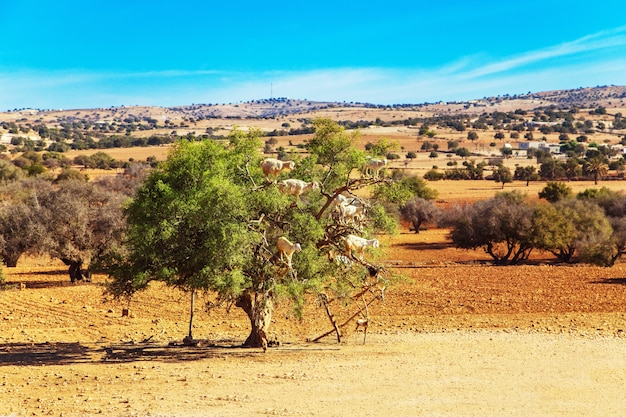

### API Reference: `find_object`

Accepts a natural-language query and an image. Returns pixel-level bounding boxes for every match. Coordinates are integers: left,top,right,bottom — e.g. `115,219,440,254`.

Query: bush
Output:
539,182,572,202
423,169,444,181
448,191,534,265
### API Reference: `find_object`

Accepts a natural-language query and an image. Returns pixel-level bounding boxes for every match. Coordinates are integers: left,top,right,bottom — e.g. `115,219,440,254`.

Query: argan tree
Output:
106,120,393,348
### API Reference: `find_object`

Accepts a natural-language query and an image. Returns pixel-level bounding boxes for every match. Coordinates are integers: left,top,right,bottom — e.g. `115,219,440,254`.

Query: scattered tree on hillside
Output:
492,164,512,188
514,165,538,186
538,181,572,202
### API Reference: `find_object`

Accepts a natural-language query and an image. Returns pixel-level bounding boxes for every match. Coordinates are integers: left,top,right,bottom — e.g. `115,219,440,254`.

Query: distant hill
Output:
5,85,626,121
169,85,626,118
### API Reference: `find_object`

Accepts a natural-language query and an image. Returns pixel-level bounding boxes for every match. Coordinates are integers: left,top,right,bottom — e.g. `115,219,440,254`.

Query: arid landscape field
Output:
2,87,626,416
2,178,626,417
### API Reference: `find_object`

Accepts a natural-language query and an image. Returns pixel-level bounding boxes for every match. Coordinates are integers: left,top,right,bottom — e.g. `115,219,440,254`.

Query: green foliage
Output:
306,118,363,189
107,120,391,345
423,169,444,181
532,199,612,263
366,138,399,158
539,182,572,202
548,199,614,266
531,202,576,262
492,164,512,188
0,160,24,183
455,147,471,158
514,165,538,186
372,173,438,205
367,203,398,234
448,191,534,265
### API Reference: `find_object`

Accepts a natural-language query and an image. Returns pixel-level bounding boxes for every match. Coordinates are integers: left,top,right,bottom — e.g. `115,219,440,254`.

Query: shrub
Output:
423,169,444,181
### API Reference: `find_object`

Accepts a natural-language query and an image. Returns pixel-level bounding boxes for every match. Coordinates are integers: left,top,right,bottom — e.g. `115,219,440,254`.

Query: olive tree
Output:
447,191,534,265
38,180,127,282
492,164,512,188
399,197,441,233
531,199,612,263
106,120,391,348
0,178,127,280
0,179,52,267
578,188,626,266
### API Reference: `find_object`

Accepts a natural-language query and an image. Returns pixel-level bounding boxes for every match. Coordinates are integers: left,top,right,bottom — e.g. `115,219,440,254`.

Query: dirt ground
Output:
2,220,626,417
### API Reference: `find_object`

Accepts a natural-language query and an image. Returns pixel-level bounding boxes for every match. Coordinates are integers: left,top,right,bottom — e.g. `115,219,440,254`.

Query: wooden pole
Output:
188,289,195,339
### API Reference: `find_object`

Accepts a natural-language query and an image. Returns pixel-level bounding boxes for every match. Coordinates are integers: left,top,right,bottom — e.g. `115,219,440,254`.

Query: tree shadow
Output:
0,342,95,366
0,339,292,366
396,241,455,251
12,269,68,276
102,340,260,363
591,278,626,286
3,280,86,289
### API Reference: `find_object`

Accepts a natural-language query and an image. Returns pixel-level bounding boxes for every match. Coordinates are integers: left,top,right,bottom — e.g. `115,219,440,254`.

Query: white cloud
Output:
461,25,626,80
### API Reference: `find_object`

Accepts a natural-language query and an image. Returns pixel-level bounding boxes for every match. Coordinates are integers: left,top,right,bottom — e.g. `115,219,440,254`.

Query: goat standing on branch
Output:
336,200,366,225
277,179,320,205
344,234,379,261
276,236,301,268
260,158,295,182
362,157,387,179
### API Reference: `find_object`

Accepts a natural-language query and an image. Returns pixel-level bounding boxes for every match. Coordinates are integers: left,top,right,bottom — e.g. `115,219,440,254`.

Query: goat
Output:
277,179,320,204
344,234,379,260
330,193,363,210
337,201,366,224
260,158,295,182
276,236,301,267
362,157,387,178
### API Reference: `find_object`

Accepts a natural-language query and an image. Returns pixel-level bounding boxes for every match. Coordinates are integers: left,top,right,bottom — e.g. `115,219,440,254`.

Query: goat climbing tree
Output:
106,119,395,348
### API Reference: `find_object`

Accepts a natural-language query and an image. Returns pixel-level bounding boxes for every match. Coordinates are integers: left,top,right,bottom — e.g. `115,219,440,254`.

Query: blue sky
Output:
1,0,626,110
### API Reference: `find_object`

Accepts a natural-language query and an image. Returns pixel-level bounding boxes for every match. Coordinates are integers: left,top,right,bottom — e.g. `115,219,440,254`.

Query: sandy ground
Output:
2,331,626,417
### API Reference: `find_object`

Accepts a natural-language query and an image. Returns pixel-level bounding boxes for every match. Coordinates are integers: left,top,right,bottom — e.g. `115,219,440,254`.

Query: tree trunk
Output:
235,290,273,350
61,258,91,283
188,290,195,339
3,251,21,268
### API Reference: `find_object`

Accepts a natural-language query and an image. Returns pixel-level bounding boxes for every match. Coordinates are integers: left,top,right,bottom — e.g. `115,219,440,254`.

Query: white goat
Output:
344,234,379,260
276,236,301,267
330,193,362,209
337,201,366,224
260,158,295,182
277,179,320,203
362,157,387,178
